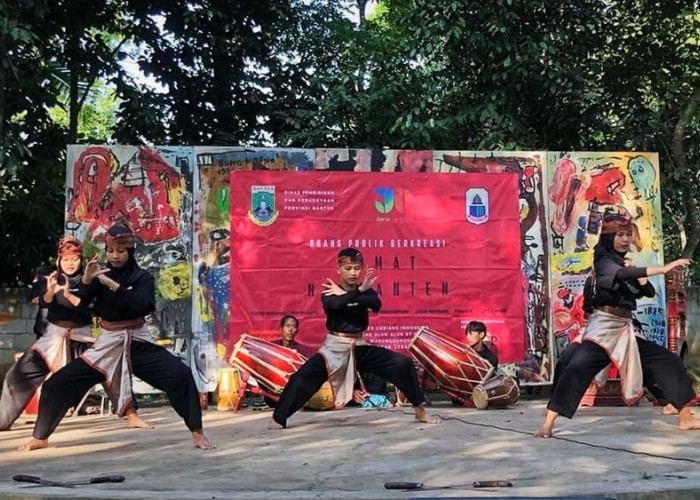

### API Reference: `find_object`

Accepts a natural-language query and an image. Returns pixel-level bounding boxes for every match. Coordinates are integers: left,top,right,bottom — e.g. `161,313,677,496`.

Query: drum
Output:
216,367,242,411
472,375,520,410
230,334,335,410
408,327,494,402
230,335,307,394
305,381,335,410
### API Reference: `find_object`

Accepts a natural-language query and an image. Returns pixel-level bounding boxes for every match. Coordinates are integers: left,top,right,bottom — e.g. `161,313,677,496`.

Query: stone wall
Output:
0,288,35,382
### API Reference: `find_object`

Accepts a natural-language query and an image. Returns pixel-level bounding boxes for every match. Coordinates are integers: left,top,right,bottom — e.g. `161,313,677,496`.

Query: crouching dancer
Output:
267,247,439,429
19,223,214,450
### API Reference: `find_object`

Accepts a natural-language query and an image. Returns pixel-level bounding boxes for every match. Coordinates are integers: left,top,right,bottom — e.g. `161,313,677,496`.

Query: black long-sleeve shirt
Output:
79,267,155,322
591,255,656,311
476,344,498,371
40,278,92,326
321,287,381,334
31,265,53,337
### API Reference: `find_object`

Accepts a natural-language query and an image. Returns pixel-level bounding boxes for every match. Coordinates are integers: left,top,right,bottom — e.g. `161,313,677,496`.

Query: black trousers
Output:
0,341,98,431
552,341,668,404
272,344,424,427
549,337,695,419
32,340,202,439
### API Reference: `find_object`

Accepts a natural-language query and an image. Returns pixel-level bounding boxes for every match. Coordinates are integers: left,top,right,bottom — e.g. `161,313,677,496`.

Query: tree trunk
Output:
671,84,700,259
357,0,368,28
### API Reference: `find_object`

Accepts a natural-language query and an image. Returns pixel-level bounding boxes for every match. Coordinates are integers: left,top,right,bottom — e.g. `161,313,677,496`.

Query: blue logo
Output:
375,187,394,214
466,188,489,225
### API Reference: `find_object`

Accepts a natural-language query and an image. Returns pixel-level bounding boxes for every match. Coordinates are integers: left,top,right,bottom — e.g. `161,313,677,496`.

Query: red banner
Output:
229,171,525,362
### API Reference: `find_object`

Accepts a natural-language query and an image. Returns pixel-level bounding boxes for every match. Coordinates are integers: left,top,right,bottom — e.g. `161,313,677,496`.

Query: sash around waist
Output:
100,318,146,331
594,305,632,319
51,320,90,329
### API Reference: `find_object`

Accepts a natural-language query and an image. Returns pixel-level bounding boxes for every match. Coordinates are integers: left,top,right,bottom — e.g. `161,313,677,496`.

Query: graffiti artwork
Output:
64,145,194,361
63,146,666,390
191,148,315,391
545,152,666,359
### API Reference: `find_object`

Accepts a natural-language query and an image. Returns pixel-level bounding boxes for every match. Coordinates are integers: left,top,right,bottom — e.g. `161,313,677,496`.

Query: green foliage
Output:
2,0,700,286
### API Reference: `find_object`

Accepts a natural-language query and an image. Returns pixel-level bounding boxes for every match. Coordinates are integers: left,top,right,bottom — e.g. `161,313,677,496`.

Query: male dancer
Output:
267,247,439,429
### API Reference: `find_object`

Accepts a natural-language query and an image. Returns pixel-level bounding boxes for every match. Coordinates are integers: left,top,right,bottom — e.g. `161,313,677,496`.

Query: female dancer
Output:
0,237,148,430
19,223,213,450
536,212,700,437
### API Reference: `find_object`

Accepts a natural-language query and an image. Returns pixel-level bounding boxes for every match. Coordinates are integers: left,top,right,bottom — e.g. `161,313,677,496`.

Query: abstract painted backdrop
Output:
65,145,194,364
545,152,665,361
64,146,668,390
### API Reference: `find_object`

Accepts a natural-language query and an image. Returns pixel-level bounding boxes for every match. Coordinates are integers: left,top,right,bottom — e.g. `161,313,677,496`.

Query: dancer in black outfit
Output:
536,212,700,437
268,247,439,429
19,223,214,451
0,237,93,430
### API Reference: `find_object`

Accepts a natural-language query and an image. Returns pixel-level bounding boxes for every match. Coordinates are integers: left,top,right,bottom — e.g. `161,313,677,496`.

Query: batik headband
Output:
601,212,633,234
57,236,82,257
337,248,364,264
105,229,136,249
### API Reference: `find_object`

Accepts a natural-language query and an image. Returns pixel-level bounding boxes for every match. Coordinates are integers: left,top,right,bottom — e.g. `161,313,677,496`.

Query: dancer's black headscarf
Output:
593,212,632,291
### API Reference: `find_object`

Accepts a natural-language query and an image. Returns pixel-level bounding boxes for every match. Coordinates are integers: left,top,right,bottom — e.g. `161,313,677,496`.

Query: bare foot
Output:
662,404,679,415
662,404,694,416
17,438,48,451
125,412,155,429
414,404,441,424
534,409,558,438
533,428,552,438
192,430,215,450
267,418,285,430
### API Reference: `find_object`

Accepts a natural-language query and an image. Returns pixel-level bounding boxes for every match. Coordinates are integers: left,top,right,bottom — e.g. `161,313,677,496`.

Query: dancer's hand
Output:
359,267,377,292
45,271,59,296
83,256,109,284
664,258,691,274
97,273,120,293
322,278,346,296
44,271,59,302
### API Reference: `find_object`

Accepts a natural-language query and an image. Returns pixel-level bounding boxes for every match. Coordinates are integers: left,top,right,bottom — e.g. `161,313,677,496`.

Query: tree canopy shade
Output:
1,0,700,285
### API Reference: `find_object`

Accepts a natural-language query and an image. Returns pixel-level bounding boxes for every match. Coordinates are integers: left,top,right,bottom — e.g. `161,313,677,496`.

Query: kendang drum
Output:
305,381,335,410
216,367,242,411
471,375,520,410
409,327,495,403
230,335,306,394
230,334,335,410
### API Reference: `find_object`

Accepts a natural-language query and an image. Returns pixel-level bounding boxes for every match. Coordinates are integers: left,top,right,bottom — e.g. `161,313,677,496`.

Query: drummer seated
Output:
465,321,498,371
273,315,316,359
451,321,499,406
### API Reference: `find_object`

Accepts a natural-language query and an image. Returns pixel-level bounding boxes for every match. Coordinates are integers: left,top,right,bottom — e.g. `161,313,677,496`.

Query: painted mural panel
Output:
545,152,665,359
64,145,194,362
191,147,315,391
432,151,551,384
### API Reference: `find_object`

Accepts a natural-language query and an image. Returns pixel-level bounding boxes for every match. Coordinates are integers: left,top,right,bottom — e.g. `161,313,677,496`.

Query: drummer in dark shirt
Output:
267,247,440,429
273,315,315,359
465,321,498,370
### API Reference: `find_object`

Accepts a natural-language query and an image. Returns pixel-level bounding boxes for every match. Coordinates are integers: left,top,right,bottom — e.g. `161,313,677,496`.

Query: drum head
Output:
472,385,489,410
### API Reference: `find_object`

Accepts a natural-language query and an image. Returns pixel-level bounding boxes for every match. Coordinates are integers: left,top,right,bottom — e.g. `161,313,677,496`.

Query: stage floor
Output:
1,398,699,499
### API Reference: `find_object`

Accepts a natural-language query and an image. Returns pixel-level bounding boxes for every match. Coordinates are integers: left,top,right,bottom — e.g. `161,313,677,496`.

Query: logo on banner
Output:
466,188,489,225
375,187,394,214
248,185,279,226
